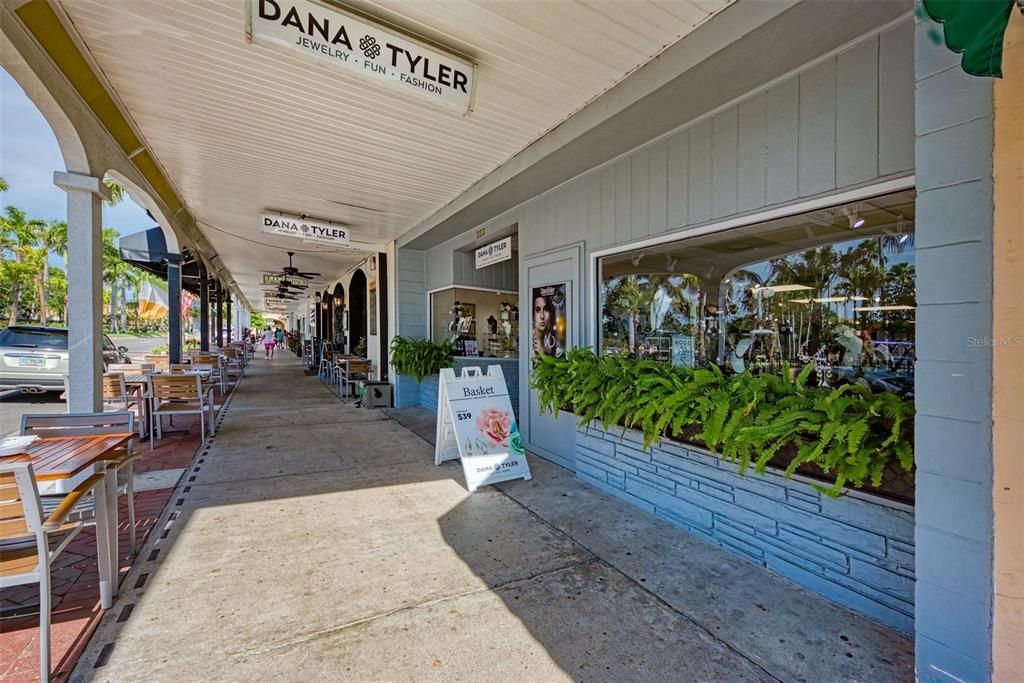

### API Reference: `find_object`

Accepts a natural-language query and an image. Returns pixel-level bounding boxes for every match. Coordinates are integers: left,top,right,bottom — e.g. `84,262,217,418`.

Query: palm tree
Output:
0,177,8,192
34,221,65,325
103,177,125,206
1,206,45,325
102,227,124,331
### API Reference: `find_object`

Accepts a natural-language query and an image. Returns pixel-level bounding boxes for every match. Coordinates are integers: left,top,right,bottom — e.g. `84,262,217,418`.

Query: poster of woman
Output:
531,283,568,358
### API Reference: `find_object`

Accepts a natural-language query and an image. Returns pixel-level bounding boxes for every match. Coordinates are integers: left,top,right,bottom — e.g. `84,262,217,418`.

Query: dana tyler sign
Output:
260,213,350,246
435,365,531,491
248,0,476,114
475,236,512,269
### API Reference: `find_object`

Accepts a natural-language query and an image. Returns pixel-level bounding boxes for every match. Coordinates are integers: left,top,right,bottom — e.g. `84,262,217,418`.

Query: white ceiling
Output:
59,0,733,312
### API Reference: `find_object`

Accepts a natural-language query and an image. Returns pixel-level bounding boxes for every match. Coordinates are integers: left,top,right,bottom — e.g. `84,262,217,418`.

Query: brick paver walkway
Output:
0,377,238,683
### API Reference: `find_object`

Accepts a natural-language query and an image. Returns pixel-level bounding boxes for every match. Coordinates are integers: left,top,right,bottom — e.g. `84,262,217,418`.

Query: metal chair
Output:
190,353,226,394
0,460,104,683
338,359,372,401
144,354,170,373
20,412,142,554
102,372,147,439
149,374,214,447
107,363,155,373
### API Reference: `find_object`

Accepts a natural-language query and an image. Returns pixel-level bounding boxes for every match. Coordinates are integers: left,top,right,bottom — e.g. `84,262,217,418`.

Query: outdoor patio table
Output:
14,432,135,609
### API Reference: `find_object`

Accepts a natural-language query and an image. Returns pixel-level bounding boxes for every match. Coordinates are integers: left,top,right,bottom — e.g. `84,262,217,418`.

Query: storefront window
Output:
431,287,520,358
599,191,916,399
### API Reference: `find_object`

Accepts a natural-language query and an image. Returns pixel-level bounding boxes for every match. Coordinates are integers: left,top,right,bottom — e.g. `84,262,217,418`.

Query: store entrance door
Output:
521,243,583,472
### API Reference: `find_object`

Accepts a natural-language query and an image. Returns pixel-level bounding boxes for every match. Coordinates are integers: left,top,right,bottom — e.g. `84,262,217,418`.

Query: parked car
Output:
0,326,132,393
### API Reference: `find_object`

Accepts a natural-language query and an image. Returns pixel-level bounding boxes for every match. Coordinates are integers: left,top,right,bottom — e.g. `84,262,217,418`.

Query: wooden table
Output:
21,433,135,608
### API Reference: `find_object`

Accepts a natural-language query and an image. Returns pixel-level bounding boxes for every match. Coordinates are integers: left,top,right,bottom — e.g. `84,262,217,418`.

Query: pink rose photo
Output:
477,407,513,447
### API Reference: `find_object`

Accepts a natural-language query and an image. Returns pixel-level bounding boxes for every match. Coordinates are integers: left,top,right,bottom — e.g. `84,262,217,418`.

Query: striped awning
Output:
923,0,1018,77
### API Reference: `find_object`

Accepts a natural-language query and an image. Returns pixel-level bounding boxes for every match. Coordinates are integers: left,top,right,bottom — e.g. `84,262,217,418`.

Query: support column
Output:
992,18,1024,682
215,283,224,348
55,171,110,413
226,293,232,344
167,256,182,364
199,268,210,352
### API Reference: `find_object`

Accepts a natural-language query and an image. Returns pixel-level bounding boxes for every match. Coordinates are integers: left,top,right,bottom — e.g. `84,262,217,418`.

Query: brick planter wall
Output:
419,375,440,412
575,421,915,634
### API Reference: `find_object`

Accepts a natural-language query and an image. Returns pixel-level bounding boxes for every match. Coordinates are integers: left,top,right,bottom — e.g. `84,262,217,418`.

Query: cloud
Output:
1,69,152,236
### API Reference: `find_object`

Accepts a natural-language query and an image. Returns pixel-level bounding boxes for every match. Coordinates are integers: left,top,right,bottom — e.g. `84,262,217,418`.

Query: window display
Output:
431,287,519,357
599,191,916,399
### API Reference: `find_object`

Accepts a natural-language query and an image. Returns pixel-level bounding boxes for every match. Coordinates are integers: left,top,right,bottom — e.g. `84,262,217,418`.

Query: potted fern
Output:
389,336,455,382
531,348,914,499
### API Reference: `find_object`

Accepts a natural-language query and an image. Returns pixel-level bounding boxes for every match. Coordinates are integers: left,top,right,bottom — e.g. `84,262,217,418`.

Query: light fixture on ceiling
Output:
630,251,646,267
665,254,678,272
842,205,866,229
762,284,812,293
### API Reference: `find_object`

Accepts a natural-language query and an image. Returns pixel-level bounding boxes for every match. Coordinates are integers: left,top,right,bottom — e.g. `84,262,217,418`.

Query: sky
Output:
1,68,153,238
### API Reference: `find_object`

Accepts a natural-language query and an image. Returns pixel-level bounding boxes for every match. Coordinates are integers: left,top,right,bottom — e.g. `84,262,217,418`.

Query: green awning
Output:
923,0,1016,77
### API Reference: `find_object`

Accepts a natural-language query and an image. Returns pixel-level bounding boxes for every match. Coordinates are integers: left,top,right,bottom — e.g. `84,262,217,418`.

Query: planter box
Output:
418,375,440,412
575,420,915,634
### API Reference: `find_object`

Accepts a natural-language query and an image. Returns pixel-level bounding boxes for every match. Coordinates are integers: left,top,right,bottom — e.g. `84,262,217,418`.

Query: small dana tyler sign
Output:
435,365,531,491
248,0,476,114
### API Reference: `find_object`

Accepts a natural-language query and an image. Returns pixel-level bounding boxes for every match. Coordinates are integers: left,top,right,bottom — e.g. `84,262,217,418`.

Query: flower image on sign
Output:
260,213,350,246
248,0,476,114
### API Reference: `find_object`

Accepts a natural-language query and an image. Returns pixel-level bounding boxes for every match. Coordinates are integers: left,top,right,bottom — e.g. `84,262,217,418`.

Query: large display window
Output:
431,287,519,358
599,191,916,399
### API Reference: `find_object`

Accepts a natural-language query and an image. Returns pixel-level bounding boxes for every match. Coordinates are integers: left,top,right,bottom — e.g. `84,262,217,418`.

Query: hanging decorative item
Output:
922,0,1019,77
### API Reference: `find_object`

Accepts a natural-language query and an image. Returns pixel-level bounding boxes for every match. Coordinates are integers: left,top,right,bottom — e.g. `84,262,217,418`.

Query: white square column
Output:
55,171,111,412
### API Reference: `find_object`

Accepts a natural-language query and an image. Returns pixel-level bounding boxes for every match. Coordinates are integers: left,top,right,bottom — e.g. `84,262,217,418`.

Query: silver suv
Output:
0,326,132,393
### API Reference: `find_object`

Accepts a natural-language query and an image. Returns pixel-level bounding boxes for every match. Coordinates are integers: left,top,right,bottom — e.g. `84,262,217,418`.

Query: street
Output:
0,334,165,435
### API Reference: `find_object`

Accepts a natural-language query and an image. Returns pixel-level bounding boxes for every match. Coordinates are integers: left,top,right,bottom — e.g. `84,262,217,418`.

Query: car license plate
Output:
18,357,46,368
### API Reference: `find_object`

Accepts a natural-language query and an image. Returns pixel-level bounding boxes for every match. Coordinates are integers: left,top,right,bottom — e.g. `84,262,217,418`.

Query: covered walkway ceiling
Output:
50,0,734,309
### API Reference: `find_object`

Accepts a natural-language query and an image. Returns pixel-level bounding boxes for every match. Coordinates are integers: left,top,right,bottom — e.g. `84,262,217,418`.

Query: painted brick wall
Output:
913,12,996,682
575,421,915,634
419,375,439,413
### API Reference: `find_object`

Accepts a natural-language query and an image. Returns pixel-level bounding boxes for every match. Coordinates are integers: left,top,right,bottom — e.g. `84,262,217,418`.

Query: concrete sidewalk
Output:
74,355,913,682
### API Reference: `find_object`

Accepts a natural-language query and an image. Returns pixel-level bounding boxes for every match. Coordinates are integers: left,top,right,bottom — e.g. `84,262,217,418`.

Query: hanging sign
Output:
248,0,476,114
475,236,512,269
260,213,350,246
435,365,531,492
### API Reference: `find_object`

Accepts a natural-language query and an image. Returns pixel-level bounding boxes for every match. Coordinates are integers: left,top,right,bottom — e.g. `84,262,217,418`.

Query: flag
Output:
181,290,198,320
138,280,169,321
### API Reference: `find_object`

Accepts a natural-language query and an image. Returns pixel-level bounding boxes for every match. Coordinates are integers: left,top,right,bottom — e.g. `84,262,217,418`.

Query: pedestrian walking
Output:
262,326,276,359
275,327,285,350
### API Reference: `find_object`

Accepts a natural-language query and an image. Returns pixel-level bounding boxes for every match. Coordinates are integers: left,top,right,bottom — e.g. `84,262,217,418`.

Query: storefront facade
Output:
391,3,1010,681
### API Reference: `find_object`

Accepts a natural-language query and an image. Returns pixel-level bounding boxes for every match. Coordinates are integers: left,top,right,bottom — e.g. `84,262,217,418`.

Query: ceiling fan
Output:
268,251,321,280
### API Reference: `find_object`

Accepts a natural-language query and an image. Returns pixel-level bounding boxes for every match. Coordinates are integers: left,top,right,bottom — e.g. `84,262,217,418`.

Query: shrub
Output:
530,348,914,496
389,336,454,382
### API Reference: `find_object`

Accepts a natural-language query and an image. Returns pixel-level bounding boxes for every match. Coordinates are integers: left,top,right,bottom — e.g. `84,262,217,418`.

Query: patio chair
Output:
221,348,243,383
317,342,334,382
107,363,155,373
1,460,105,683
20,411,142,554
144,354,170,373
149,374,214,447
190,353,226,394
339,359,372,401
102,372,147,439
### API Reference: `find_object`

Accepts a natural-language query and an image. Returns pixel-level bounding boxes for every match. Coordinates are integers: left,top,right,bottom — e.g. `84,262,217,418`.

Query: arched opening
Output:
331,283,345,350
349,269,368,356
